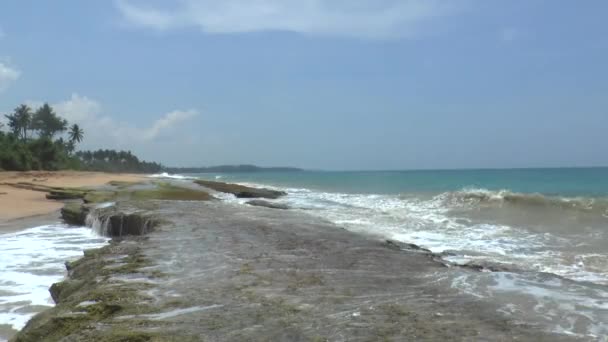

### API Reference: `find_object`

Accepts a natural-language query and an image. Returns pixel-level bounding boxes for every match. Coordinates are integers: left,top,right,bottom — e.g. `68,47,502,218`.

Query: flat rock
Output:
194,180,286,199
246,200,290,210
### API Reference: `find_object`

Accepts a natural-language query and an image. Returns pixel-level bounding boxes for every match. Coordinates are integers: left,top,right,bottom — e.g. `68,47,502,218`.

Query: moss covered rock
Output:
131,183,213,201
83,191,117,204
60,203,89,226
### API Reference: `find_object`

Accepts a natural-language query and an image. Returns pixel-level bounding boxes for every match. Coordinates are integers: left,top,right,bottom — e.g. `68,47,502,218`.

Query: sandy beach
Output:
0,171,145,226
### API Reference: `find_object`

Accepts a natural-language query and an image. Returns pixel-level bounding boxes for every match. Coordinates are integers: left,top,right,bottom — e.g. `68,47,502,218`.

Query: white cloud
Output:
53,93,102,123
115,0,461,39
52,93,198,149
0,62,20,92
142,109,198,141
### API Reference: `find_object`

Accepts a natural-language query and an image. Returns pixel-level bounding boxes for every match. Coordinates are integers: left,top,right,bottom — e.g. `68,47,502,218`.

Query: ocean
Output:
178,167,608,339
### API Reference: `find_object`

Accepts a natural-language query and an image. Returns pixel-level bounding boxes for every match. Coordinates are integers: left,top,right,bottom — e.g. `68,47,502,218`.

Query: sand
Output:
0,171,145,225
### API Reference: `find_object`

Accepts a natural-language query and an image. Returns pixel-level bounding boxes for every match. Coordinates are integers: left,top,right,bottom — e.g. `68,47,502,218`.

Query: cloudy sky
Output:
0,1,607,169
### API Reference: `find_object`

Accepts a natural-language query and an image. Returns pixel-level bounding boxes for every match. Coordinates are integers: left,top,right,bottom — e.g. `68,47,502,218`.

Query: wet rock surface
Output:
13,200,573,341
60,202,89,226
246,199,290,210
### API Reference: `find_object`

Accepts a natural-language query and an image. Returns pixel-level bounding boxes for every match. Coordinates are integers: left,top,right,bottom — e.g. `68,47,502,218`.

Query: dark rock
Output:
384,239,432,253
49,279,86,304
457,261,517,273
60,203,89,226
246,200,290,210
194,180,286,199
106,213,156,237
46,190,86,200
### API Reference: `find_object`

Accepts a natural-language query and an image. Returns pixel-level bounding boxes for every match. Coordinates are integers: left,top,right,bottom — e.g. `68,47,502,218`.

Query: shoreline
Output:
0,171,146,230
0,211,63,234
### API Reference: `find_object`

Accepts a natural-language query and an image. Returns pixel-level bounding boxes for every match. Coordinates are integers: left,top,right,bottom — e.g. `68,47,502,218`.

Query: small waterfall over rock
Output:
85,210,110,235
83,204,157,237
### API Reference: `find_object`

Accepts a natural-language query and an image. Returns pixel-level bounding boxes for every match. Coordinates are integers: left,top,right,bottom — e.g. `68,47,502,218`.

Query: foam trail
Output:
218,182,608,285
0,224,108,334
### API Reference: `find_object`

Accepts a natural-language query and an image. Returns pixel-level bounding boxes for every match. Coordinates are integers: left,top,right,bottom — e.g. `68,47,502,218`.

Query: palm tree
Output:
68,124,84,144
11,104,32,141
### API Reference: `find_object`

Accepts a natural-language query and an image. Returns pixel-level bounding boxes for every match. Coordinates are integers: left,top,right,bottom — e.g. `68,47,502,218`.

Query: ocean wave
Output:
148,172,194,180
436,188,608,214
203,179,608,285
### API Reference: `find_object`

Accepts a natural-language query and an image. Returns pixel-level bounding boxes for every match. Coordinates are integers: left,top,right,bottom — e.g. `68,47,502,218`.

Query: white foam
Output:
210,179,608,338
222,181,608,285
453,272,608,340
148,172,192,180
0,224,108,331
94,202,115,209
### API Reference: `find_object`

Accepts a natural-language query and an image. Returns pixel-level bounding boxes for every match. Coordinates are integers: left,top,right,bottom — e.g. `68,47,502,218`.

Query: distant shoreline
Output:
164,165,303,174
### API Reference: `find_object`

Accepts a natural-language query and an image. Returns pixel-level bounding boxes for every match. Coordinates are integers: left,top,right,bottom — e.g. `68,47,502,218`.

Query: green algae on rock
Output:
60,202,90,226
10,241,181,342
131,182,214,201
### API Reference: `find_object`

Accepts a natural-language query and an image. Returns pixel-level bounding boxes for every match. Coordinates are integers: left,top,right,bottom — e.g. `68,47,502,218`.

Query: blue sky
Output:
0,1,607,170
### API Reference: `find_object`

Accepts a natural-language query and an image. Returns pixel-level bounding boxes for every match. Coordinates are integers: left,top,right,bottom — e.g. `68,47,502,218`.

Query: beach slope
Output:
0,171,145,226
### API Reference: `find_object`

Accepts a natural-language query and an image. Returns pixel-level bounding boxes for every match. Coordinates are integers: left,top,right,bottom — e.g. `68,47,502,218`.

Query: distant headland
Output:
164,164,303,174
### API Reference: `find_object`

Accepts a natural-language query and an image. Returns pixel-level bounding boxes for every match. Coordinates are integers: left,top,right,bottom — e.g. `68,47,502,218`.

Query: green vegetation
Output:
75,149,162,173
0,103,79,171
1,103,162,173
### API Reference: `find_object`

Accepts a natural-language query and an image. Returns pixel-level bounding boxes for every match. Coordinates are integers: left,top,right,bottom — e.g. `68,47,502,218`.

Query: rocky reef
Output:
9,179,575,341
12,186,572,341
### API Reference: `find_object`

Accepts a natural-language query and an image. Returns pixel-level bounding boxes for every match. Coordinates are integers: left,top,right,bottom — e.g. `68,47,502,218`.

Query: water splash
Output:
0,225,108,335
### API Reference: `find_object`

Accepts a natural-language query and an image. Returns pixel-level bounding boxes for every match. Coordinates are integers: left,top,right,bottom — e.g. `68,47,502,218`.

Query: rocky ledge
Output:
194,179,286,199
246,199,290,210
12,183,570,341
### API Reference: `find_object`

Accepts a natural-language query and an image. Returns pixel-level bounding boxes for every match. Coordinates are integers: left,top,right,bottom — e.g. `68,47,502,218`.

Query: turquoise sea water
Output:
189,167,608,196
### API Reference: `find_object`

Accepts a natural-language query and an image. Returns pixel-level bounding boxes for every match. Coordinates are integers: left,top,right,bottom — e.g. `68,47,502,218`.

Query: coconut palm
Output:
6,104,32,141
68,124,84,144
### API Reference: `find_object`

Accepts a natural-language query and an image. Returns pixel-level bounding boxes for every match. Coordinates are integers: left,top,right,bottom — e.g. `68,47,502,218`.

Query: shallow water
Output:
0,224,108,341
174,168,608,340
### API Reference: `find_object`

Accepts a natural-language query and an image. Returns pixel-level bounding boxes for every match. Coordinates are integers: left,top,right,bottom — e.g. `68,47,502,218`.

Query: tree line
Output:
75,150,162,173
0,103,162,173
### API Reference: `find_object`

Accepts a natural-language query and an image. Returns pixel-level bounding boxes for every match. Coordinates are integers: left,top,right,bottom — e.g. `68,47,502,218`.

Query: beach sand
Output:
0,171,145,226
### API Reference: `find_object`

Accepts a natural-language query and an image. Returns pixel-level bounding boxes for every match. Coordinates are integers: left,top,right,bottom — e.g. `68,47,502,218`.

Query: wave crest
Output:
438,188,607,214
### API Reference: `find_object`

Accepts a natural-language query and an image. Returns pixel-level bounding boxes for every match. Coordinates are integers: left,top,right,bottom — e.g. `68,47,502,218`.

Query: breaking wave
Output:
435,188,608,215
148,172,193,180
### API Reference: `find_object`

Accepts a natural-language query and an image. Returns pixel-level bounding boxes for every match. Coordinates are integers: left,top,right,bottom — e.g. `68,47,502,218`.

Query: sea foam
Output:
0,224,108,333
148,172,193,180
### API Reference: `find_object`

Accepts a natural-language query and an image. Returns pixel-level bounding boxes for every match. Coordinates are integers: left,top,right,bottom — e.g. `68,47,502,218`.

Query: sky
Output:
0,0,607,170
